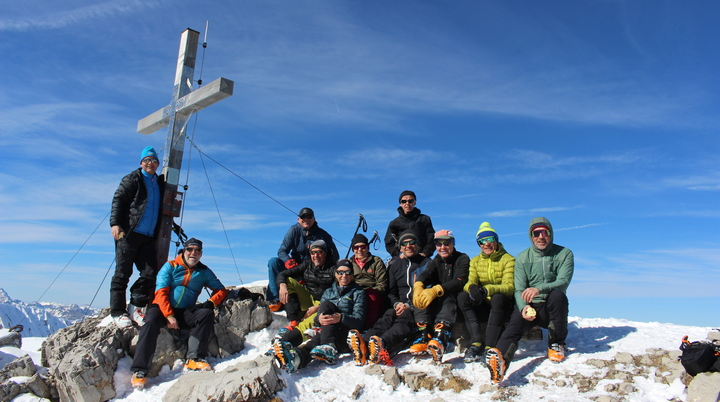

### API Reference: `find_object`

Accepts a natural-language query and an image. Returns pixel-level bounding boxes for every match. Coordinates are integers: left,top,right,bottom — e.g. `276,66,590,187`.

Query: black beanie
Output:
351,233,369,245
398,190,416,203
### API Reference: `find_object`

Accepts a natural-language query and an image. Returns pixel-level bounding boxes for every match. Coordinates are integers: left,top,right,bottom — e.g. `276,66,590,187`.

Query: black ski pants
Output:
110,232,158,316
363,307,416,353
457,291,513,347
414,293,457,327
131,303,215,375
495,289,569,363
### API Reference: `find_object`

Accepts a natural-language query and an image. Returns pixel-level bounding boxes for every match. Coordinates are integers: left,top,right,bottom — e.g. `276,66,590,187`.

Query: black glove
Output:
468,284,488,302
201,300,215,309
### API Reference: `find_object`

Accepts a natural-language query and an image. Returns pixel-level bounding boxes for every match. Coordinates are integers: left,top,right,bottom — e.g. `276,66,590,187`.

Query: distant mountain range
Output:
0,288,100,337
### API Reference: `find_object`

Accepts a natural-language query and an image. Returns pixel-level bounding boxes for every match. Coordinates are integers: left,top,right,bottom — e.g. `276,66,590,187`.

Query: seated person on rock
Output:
347,233,388,329
276,240,337,327
266,208,339,312
273,259,367,373
130,238,227,389
458,222,515,363
347,230,430,366
486,217,574,385
410,230,469,363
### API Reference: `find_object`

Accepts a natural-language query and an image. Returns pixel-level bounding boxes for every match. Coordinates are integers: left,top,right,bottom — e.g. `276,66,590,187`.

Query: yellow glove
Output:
416,285,444,309
412,281,425,307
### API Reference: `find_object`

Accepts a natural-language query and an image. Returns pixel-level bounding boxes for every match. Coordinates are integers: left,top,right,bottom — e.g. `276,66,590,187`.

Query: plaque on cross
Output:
137,28,234,266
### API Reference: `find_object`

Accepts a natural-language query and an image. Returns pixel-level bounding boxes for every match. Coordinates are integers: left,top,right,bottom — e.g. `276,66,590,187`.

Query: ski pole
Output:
368,230,380,251
345,213,367,258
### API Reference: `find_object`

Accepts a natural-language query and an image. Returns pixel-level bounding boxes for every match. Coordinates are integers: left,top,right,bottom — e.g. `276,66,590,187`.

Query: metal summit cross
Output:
137,28,234,265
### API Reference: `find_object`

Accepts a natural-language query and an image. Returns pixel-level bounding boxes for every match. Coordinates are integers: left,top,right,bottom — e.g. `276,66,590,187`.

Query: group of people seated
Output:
266,191,575,385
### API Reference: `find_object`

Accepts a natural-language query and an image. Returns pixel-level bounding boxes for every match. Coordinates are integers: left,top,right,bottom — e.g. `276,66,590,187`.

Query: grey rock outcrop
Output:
162,355,282,402
687,372,720,402
0,354,36,382
41,287,271,402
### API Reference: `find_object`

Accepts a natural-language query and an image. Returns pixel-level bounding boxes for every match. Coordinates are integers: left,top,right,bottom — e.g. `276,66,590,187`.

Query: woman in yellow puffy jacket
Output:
457,222,515,363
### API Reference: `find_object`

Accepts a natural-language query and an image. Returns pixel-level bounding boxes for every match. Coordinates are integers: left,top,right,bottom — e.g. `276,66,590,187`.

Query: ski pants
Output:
110,232,158,316
131,303,215,375
414,293,457,327
457,291,513,347
496,289,569,363
363,307,416,354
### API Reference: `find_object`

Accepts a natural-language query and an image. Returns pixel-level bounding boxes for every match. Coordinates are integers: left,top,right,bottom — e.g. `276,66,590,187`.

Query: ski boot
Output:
368,335,393,366
347,329,367,366
427,322,451,363
409,323,430,355
310,343,338,365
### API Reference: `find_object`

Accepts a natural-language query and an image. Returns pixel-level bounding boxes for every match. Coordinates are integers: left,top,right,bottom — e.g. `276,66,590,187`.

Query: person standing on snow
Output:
266,207,339,312
457,222,515,363
130,238,227,389
109,146,165,328
410,229,469,363
384,190,436,259
486,217,574,384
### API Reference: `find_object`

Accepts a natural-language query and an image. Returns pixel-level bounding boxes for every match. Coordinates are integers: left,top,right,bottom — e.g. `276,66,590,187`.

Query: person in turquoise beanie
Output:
109,146,165,328
457,222,515,363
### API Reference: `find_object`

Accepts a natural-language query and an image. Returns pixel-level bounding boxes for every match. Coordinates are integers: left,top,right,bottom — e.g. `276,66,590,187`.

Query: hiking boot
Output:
131,371,146,389
485,348,506,384
128,304,146,327
184,358,212,372
268,301,283,312
347,329,367,366
427,322,451,363
273,339,300,373
409,324,429,355
368,336,393,366
113,313,132,329
310,343,338,365
548,343,565,362
463,344,486,363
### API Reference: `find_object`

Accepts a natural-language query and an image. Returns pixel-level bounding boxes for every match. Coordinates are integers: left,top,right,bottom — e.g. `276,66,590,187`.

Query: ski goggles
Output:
477,236,496,246
531,229,550,238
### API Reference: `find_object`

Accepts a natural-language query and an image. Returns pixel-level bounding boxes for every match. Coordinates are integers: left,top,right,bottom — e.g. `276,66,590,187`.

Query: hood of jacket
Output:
528,217,554,254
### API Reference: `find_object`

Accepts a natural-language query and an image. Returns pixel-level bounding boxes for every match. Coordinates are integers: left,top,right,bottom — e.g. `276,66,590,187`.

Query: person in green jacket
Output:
457,222,515,363
486,217,574,385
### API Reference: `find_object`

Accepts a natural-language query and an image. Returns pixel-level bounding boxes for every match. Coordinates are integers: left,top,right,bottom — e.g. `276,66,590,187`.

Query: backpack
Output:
679,335,720,376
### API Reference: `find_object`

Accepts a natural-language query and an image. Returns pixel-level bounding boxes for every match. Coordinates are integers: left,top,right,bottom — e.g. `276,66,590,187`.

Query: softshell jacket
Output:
154,254,228,318
350,254,388,294
276,258,336,301
464,243,515,300
384,207,436,258
514,217,574,310
277,222,339,263
386,254,431,308
416,249,469,296
314,281,367,330
110,168,165,237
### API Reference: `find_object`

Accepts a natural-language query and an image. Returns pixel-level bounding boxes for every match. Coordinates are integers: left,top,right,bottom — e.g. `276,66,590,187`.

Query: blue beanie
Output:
140,146,158,162
476,222,499,242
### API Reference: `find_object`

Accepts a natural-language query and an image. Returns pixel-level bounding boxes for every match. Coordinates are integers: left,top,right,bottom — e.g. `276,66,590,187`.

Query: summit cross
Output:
137,27,234,266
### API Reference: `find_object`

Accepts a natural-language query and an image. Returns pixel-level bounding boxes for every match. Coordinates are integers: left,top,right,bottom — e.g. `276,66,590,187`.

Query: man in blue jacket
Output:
486,217,574,384
109,146,165,328
266,208,339,311
130,238,227,389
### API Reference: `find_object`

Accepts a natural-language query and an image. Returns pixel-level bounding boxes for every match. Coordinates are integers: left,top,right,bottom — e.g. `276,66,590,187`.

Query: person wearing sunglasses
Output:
266,207,339,313
109,146,165,328
486,217,574,385
410,229,469,363
273,259,367,373
457,222,515,364
347,230,431,366
348,233,388,329
276,240,338,326
130,238,227,389
384,190,436,260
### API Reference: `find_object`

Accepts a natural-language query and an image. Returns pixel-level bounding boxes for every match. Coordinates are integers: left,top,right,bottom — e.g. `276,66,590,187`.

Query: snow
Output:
1,283,713,401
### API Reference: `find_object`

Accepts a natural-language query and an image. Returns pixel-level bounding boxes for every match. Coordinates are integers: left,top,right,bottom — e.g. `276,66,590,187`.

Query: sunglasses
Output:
310,250,325,255
477,236,496,245
141,158,159,164
531,229,550,238
299,215,314,220
335,270,353,276
185,247,202,254
400,239,417,246
353,244,367,251
400,199,415,204
435,239,453,247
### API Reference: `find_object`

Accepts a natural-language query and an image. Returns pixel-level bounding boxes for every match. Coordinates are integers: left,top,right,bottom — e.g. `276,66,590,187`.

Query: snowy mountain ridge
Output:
0,288,99,337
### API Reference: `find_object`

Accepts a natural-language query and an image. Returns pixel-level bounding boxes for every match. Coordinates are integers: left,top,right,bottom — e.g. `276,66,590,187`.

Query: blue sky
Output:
1,1,718,327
